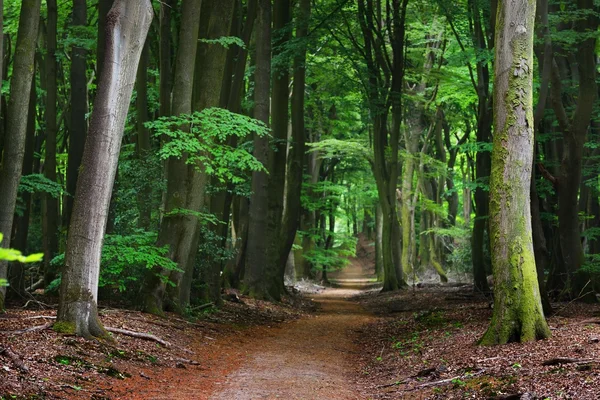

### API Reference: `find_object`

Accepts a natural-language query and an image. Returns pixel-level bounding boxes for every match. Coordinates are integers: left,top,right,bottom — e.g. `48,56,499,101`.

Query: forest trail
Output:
209,288,375,400
207,254,379,399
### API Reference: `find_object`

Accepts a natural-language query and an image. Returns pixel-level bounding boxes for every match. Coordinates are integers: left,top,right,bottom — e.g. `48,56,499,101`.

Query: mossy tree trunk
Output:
57,0,153,339
479,0,550,345
0,0,41,310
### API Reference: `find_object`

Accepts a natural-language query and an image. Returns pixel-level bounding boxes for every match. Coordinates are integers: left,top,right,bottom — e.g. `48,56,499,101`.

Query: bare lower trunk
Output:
0,0,41,309
57,0,153,338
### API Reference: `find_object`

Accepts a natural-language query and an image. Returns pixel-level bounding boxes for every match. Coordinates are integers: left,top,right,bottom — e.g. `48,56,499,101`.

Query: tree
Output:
43,0,60,286
0,0,41,309
57,0,153,338
244,0,272,299
64,0,88,227
479,0,550,345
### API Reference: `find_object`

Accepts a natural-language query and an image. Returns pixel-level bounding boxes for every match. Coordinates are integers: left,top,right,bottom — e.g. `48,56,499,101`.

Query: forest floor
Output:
3,237,600,399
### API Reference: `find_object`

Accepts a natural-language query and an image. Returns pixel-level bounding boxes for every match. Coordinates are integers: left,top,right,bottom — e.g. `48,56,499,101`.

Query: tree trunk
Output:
375,204,384,281
267,0,292,299
97,0,114,81
9,78,37,295
136,40,152,229
244,0,272,299
42,0,60,286
65,0,88,228
57,0,153,338
159,0,173,118
0,0,41,309
479,0,550,345
549,0,597,299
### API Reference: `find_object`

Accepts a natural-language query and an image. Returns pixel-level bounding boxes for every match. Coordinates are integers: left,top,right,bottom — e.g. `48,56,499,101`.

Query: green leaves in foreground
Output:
147,108,270,184
0,233,43,264
0,233,43,287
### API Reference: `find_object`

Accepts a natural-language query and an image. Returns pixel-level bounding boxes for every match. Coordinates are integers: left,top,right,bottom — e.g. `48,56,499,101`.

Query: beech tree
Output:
56,0,153,338
479,0,551,345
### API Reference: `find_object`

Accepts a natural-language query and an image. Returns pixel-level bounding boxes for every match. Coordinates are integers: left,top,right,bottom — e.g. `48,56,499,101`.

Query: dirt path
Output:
209,288,374,400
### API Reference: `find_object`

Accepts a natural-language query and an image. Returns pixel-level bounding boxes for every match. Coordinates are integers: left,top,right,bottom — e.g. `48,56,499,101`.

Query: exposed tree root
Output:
105,327,171,348
0,345,29,372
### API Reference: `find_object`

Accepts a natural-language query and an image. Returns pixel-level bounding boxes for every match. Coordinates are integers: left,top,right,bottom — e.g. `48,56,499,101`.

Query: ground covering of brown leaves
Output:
0,292,312,399
352,285,600,399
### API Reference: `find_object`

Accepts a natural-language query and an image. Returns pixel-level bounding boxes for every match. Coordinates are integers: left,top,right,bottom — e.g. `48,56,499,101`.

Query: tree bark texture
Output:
57,0,153,338
480,0,550,345
0,0,41,309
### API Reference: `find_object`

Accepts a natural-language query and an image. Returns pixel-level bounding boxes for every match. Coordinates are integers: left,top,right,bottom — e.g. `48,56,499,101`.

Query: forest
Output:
0,0,599,398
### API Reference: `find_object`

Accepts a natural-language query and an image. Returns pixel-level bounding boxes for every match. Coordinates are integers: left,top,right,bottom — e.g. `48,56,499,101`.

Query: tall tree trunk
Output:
9,77,37,295
550,0,598,298
244,0,272,299
57,0,153,338
65,0,88,228
0,0,41,309
43,0,60,286
97,0,114,82
266,0,291,299
141,0,202,315
136,41,152,229
480,0,550,345
159,0,173,118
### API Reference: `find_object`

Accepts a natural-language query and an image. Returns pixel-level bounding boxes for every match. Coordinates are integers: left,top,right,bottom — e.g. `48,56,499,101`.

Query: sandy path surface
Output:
209,288,374,400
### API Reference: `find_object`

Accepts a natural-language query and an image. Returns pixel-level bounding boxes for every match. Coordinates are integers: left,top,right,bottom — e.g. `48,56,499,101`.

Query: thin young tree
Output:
479,0,551,345
57,0,153,338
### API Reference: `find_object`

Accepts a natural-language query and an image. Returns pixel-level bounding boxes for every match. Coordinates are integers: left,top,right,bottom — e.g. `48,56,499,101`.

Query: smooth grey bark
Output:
480,0,550,345
57,0,153,338
142,0,203,315
65,0,88,227
0,0,41,309
244,0,272,299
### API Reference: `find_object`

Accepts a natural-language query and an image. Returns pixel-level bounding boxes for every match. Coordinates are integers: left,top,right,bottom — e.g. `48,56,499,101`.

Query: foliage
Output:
0,233,43,287
147,108,269,184
301,231,357,273
199,36,246,49
0,233,43,264
51,232,180,294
